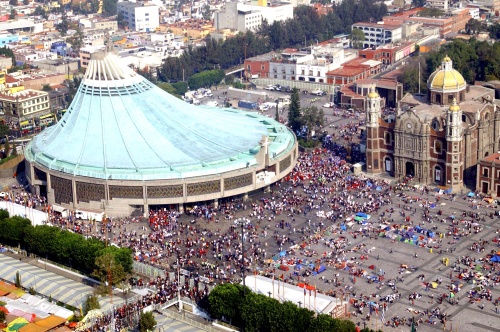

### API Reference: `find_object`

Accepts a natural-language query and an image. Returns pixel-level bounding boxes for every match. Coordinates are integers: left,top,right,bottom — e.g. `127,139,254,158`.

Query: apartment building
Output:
117,2,160,32
351,22,402,48
0,89,51,131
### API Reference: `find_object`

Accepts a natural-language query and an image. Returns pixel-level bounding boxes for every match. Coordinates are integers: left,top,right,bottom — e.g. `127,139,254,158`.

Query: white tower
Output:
445,98,464,190
366,85,382,173
366,85,381,128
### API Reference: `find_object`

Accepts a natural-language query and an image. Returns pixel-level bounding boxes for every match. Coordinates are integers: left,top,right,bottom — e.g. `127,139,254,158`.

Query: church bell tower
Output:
366,86,382,173
445,98,464,190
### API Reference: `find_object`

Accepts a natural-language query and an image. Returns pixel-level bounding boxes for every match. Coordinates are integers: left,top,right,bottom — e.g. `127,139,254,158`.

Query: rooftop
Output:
26,51,295,181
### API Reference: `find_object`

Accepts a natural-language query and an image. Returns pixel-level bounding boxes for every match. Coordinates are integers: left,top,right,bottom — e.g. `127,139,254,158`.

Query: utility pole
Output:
234,218,250,294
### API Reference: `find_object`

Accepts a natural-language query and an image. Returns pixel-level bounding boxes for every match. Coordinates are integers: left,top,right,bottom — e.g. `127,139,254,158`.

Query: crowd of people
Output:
5,136,500,331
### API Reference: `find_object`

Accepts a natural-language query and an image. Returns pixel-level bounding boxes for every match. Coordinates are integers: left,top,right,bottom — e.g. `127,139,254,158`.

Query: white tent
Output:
243,275,346,316
0,201,47,226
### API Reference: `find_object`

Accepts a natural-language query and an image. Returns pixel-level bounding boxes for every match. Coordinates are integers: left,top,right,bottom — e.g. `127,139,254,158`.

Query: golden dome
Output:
449,98,460,112
427,57,466,91
367,85,379,98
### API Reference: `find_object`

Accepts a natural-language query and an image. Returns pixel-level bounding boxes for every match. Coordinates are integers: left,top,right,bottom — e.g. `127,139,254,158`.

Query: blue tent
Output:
317,265,326,273
356,212,369,219
430,204,436,209
444,189,452,194
295,264,303,270
279,251,287,257
490,255,500,263
468,192,475,197
341,224,347,231
367,182,373,187
428,231,435,238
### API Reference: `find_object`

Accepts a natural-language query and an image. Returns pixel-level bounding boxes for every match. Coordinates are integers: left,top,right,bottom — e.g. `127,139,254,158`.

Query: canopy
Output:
6,317,29,332
468,192,475,197
356,212,370,219
490,255,500,263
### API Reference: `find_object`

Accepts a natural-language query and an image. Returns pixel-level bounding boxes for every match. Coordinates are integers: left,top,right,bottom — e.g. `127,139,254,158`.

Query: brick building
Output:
477,153,500,197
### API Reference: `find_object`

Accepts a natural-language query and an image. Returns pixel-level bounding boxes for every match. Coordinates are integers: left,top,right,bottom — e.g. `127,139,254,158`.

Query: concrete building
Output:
351,22,402,49
117,1,160,32
426,0,449,11
0,89,51,132
215,0,293,32
24,46,298,217
365,56,498,190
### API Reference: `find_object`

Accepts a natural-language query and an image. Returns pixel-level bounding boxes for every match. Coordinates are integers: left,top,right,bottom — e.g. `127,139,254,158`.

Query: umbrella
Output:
431,282,438,288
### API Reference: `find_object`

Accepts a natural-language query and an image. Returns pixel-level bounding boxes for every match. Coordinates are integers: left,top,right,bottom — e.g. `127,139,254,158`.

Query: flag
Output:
411,316,416,332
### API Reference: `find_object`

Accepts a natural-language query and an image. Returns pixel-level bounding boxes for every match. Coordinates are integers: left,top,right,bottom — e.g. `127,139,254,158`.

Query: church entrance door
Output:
405,161,415,177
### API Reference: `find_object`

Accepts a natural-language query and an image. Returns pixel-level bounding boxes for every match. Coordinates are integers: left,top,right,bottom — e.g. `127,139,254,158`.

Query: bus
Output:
39,113,55,127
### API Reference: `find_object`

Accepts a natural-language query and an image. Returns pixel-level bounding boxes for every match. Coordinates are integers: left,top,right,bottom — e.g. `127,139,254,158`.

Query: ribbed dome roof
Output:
26,51,295,181
427,57,466,91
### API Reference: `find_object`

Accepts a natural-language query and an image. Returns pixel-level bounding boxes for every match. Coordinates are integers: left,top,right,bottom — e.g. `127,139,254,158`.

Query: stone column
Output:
143,204,149,218
178,204,184,214
243,193,249,202
213,199,219,209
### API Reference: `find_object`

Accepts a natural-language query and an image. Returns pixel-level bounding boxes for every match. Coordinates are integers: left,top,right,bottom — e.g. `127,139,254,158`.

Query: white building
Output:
351,22,402,49
117,2,160,32
467,7,480,19
269,47,347,83
426,0,449,10
215,0,293,32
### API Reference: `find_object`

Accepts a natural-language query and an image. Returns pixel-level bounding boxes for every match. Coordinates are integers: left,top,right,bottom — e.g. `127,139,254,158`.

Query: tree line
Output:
400,38,500,94
0,210,132,285
206,283,381,332
158,0,387,82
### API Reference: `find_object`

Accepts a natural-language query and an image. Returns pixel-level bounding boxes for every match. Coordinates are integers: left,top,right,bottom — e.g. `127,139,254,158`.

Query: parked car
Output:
323,102,335,108
311,90,326,96
206,101,219,107
264,85,275,91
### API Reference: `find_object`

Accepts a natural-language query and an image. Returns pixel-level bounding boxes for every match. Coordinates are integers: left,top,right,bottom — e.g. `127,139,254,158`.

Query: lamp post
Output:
234,217,250,292
298,301,302,308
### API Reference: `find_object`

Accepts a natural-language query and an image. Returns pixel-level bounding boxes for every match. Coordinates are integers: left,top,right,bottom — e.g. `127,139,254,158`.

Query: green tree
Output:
42,84,52,92
117,12,125,28
11,140,17,156
0,46,15,66
34,6,48,19
0,309,6,321
67,26,85,54
139,311,156,332
400,57,426,94
58,10,69,36
83,295,100,316
0,209,9,221
302,106,325,140
208,283,248,325
201,4,211,21
102,0,118,16
0,123,10,138
92,252,128,288
351,28,365,49
9,9,17,19
97,246,133,273
15,271,21,288
4,138,10,157
288,88,302,133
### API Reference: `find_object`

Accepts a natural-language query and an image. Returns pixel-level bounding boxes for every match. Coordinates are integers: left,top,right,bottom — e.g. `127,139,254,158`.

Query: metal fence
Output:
132,261,166,279
253,79,335,93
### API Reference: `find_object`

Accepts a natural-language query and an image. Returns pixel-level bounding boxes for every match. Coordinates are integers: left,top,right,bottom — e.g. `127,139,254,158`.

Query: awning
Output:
51,205,66,213
39,114,53,120
20,121,29,126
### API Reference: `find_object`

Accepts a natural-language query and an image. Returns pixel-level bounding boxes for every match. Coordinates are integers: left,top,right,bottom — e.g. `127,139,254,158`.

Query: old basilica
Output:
365,56,500,191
